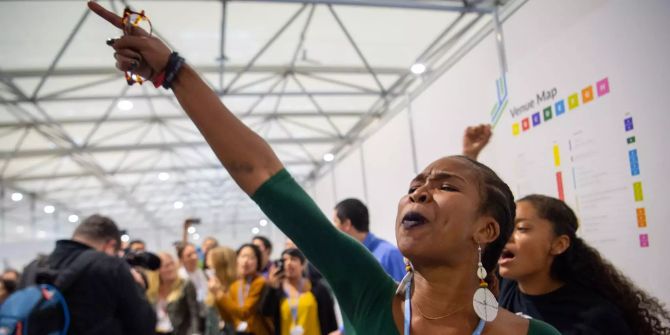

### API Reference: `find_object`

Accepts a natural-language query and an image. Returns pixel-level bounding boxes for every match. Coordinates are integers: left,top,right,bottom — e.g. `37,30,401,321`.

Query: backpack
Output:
0,249,99,335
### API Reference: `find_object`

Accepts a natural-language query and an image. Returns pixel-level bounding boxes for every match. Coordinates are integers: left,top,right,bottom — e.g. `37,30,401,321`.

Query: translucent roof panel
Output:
0,0,505,247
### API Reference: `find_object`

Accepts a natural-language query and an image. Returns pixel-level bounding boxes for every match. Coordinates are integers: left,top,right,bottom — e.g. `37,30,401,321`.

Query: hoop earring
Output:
472,244,498,322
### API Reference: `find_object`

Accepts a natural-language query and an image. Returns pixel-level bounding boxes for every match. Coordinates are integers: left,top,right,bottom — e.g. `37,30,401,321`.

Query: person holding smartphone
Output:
262,248,338,335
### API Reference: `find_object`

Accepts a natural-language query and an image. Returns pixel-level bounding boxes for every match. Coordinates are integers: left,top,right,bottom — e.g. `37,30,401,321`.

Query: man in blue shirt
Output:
331,198,406,335
332,198,405,282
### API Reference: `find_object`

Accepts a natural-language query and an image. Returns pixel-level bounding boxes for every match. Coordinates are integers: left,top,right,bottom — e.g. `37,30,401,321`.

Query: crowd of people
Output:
1,2,670,334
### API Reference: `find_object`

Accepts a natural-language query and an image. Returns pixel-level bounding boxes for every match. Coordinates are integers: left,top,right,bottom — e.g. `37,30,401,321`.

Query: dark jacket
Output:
22,240,156,335
260,279,338,335
165,280,201,335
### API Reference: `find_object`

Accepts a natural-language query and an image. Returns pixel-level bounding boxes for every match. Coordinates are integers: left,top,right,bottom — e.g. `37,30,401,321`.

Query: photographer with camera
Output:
122,242,162,291
261,248,338,335
17,214,156,334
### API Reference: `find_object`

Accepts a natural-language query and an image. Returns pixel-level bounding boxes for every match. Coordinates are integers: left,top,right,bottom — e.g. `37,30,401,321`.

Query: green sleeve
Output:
528,319,561,335
251,170,398,333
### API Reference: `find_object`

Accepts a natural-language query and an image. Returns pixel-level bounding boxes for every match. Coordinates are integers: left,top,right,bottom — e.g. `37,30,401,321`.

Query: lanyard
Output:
284,279,305,327
403,279,485,335
237,277,252,306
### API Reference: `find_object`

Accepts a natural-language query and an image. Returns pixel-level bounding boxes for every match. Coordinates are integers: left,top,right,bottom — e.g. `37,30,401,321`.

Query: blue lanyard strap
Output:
473,319,485,335
404,282,411,335
284,279,305,326
403,280,486,335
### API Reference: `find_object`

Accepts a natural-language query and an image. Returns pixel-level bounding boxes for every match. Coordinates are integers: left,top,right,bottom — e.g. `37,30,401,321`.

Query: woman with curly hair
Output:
499,194,670,335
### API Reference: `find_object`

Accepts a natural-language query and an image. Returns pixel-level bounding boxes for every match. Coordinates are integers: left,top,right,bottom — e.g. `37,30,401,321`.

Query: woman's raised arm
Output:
88,1,283,195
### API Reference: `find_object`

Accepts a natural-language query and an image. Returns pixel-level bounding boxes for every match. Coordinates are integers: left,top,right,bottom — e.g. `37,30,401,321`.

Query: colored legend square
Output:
582,86,594,103
543,106,553,121
556,171,565,201
553,145,561,167
532,112,541,126
629,149,640,176
624,117,634,131
555,100,566,116
633,181,644,202
512,123,520,136
627,136,636,144
568,93,580,110
597,77,610,96
522,118,530,131
639,234,649,248
636,208,647,228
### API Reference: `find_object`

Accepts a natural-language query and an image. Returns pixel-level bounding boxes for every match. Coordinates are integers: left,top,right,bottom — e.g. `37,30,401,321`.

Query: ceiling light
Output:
11,192,23,202
193,233,201,240
117,99,134,111
158,172,170,181
187,226,196,234
44,205,55,214
173,201,184,209
121,234,130,243
323,153,335,162
251,227,260,235
68,214,79,223
259,219,268,227
410,63,426,74
37,230,47,239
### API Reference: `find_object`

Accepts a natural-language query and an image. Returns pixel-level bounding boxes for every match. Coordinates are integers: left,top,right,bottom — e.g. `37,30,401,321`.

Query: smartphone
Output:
186,218,201,225
274,259,285,275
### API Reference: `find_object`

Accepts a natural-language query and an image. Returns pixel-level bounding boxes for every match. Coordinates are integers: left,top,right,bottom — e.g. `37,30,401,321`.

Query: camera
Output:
123,250,161,271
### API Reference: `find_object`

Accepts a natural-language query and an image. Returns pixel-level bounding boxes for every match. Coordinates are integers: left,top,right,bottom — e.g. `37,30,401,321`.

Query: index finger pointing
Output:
87,1,124,29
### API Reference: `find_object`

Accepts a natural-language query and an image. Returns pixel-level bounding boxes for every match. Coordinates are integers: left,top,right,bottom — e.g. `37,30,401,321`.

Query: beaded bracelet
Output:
152,71,166,88
162,52,186,90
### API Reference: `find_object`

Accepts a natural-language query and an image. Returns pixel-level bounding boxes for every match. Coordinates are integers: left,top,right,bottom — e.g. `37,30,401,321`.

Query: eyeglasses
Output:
122,7,152,85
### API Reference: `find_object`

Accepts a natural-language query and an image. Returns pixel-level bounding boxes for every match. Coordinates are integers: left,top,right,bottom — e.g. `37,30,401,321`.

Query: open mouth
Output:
499,248,516,264
401,211,428,229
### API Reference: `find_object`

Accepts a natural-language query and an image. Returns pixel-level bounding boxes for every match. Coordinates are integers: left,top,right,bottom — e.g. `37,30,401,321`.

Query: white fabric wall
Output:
308,0,670,306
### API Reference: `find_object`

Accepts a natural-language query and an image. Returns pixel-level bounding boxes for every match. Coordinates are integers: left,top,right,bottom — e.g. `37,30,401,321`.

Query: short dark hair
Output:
334,198,369,232
175,242,195,260
129,239,145,247
73,214,121,246
252,235,272,253
281,248,306,264
237,243,263,272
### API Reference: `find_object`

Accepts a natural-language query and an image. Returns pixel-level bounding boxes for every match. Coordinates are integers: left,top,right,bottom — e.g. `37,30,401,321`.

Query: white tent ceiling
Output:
0,0,509,245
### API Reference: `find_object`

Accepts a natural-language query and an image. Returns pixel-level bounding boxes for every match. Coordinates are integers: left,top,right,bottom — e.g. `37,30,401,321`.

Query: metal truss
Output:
0,0,513,241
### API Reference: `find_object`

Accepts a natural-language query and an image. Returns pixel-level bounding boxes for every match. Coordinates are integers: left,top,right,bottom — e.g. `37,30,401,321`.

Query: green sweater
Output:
252,169,559,335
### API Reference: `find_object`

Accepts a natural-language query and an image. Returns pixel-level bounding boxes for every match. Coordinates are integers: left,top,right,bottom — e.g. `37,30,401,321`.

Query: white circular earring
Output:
472,244,498,322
